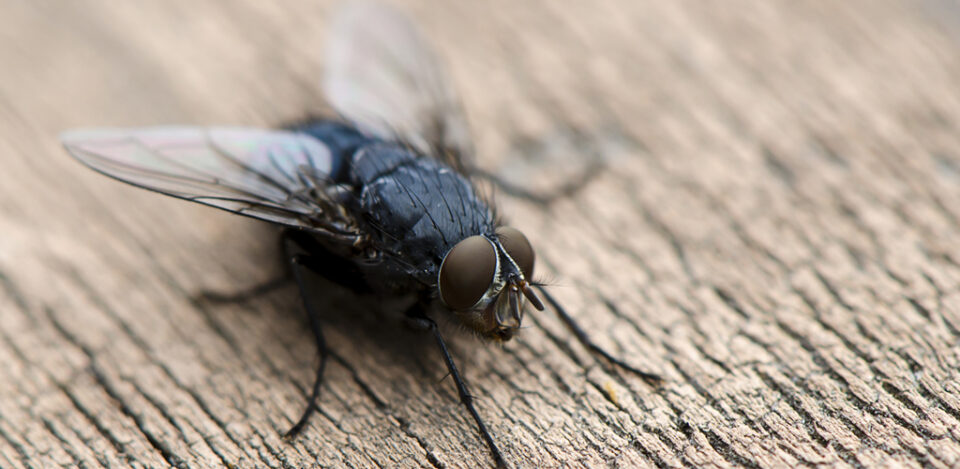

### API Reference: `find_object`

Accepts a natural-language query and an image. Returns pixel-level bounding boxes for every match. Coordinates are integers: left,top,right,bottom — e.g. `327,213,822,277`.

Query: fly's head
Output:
437,227,544,341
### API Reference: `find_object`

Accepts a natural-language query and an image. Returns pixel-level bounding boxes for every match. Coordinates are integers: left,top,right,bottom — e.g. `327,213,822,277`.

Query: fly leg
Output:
405,310,509,469
193,233,298,304
280,229,370,439
469,163,603,206
194,274,293,304
535,285,663,386
282,251,329,439
466,127,609,206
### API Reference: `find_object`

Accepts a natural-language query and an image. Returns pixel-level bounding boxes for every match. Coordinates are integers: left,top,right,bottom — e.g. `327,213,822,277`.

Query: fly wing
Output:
324,2,473,170
62,127,359,240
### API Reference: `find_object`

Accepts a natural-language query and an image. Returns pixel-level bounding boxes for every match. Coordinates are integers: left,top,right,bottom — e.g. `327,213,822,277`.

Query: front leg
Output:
404,306,509,469
536,285,662,385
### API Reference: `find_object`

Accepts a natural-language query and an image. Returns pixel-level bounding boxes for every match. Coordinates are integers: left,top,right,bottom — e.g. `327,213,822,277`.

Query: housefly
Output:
61,3,661,467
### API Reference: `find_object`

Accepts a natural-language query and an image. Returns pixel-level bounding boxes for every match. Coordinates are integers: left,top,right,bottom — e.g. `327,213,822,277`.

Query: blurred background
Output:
3,1,960,467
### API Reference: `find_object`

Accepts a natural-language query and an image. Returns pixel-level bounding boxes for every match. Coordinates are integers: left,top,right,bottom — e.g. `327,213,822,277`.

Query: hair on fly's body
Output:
60,3,661,468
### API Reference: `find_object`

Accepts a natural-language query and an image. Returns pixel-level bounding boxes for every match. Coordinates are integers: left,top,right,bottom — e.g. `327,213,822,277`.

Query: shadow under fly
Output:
60,3,662,468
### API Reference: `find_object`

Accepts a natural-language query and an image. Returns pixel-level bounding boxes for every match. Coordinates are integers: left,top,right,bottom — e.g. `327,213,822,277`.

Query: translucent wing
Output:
324,1,473,170
61,127,359,240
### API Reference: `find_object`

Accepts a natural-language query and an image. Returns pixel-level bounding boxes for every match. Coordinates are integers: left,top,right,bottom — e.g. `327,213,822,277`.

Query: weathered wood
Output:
2,0,960,467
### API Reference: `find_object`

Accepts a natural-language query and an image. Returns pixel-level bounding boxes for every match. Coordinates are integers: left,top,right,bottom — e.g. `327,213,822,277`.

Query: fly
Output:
60,3,661,468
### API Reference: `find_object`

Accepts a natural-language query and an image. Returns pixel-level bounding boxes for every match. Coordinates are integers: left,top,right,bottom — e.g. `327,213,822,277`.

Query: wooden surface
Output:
3,1,960,467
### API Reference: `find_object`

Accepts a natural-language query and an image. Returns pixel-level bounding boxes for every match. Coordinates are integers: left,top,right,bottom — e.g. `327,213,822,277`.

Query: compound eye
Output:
496,227,534,279
439,236,497,310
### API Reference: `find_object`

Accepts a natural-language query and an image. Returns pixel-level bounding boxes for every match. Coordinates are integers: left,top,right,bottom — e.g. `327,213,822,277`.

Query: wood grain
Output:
2,1,960,467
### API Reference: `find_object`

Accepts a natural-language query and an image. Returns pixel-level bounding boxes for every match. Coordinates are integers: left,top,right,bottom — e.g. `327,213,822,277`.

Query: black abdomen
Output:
289,120,371,182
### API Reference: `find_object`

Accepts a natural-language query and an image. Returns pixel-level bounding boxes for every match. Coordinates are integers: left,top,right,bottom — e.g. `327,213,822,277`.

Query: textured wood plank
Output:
2,0,960,467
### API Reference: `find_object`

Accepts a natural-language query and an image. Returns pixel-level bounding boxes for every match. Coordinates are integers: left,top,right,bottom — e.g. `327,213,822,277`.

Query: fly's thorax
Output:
347,142,495,282
437,227,544,341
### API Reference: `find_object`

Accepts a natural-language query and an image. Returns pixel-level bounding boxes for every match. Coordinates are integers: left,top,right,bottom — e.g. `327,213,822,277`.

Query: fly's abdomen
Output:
289,120,372,182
